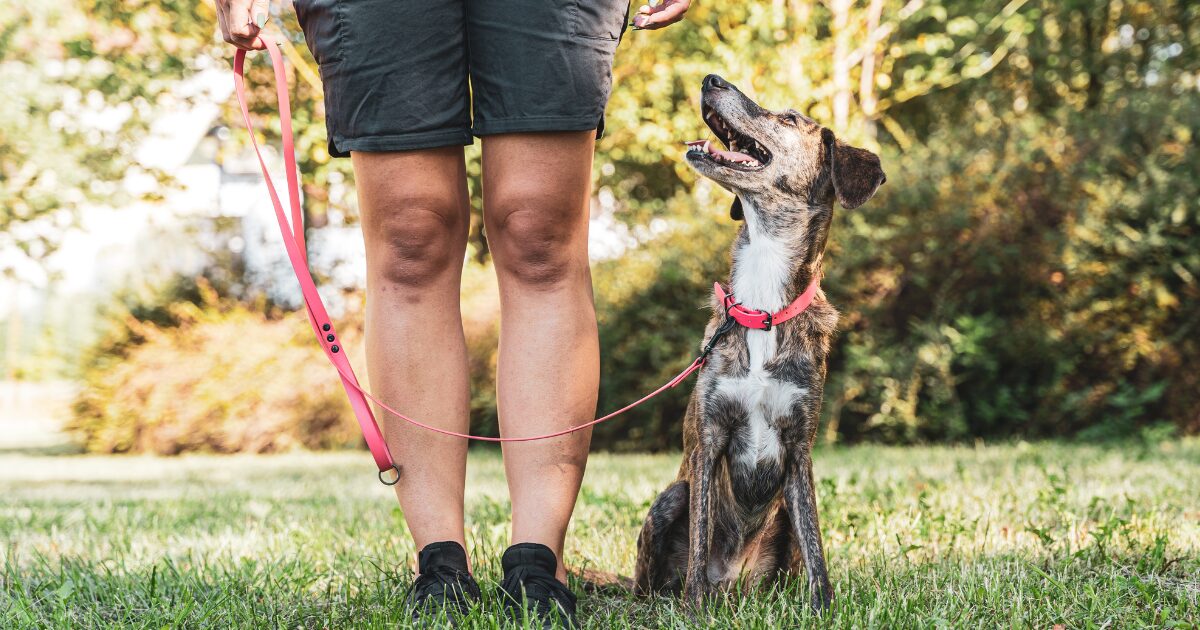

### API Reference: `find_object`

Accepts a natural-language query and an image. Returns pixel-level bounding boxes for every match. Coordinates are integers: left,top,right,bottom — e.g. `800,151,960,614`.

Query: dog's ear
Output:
822,128,886,210
729,197,744,221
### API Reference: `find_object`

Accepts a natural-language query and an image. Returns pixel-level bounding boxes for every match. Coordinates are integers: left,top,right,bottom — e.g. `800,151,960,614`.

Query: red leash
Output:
233,36,714,484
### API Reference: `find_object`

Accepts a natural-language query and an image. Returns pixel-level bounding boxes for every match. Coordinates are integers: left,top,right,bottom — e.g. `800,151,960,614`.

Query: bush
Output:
69,278,364,454
588,93,1199,448
822,93,1199,443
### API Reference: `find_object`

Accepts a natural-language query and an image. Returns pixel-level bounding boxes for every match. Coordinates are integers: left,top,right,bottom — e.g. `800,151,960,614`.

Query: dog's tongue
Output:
685,140,755,163
714,149,755,162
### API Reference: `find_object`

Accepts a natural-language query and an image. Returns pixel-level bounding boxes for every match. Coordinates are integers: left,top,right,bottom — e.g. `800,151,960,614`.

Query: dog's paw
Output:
809,585,834,615
682,578,712,612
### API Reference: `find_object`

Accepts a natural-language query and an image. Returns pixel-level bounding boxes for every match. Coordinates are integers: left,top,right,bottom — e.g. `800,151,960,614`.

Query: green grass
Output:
2,441,1198,628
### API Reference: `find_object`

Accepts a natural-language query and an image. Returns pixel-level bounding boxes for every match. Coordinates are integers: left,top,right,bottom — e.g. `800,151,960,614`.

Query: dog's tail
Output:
568,566,635,593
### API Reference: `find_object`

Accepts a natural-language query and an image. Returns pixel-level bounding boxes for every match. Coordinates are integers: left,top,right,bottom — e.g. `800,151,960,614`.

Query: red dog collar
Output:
714,278,820,331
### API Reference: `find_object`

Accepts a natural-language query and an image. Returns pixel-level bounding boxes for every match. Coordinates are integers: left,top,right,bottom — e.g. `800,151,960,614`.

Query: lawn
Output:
2,441,1198,628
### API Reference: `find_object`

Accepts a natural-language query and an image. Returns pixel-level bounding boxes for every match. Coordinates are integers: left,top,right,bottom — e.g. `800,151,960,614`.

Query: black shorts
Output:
294,0,630,157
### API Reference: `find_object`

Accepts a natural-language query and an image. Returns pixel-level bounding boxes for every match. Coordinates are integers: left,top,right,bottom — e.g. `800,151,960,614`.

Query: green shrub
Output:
588,94,1199,448
67,0,1199,452
69,278,364,454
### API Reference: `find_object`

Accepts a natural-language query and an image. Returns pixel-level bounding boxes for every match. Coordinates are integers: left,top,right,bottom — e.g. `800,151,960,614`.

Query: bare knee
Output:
366,194,465,289
488,191,586,289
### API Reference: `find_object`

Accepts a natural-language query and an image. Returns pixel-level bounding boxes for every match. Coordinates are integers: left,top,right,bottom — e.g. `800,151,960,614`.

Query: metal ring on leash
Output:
378,464,401,486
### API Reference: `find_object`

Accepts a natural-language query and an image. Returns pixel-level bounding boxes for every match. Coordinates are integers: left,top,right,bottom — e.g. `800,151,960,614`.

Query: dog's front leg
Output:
785,452,833,612
683,447,715,608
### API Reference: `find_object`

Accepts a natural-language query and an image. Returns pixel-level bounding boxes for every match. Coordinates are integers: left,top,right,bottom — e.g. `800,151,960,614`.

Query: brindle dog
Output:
633,75,886,612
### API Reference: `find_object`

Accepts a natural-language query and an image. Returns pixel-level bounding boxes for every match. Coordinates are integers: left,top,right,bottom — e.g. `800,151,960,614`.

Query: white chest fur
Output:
717,200,808,466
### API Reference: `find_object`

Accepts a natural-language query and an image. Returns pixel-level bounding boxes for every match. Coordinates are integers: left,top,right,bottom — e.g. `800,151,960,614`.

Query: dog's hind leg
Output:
784,453,833,612
633,480,690,595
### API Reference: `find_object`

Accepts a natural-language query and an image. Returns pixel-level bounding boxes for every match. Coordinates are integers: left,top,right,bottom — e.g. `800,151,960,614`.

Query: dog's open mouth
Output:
685,103,771,170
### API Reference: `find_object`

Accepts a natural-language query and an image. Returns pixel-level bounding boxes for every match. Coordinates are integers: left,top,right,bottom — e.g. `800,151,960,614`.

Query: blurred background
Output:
2,0,1197,456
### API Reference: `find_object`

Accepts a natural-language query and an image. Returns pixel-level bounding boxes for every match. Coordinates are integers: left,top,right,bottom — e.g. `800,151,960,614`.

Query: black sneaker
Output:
499,543,578,629
406,541,481,623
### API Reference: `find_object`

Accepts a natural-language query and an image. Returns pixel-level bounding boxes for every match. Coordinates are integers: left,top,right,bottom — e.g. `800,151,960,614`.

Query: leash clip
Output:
701,316,739,361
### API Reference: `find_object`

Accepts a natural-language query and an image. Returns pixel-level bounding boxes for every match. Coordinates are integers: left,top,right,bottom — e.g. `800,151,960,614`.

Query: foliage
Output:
590,0,1199,446
68,277,363,454
3,442,1198,626
822,95,1199,443
0,0,217,278
20,0,1199,448
820,1,1200,442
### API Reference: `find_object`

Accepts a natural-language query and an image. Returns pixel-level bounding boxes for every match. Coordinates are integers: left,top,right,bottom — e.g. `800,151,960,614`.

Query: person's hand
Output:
631,0,693,30
215,0,272,50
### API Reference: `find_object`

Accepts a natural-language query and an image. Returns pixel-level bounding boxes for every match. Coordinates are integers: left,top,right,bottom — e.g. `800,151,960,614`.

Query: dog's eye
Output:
783,113,800,126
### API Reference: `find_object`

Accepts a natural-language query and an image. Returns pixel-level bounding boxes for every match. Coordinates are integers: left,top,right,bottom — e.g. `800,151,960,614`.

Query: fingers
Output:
222,0,256,45
248,0,270,49
631,0,692,30
220,0,268,50
251,0,270,26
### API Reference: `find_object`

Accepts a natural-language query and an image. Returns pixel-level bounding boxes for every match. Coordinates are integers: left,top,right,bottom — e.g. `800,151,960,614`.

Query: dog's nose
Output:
704,74,730,90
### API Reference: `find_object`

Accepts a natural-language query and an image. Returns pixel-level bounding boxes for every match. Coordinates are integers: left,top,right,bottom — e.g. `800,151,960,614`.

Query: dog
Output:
632,74,885,612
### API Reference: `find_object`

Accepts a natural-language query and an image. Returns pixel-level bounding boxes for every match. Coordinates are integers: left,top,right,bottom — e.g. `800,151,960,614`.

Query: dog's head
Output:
686,75,886,221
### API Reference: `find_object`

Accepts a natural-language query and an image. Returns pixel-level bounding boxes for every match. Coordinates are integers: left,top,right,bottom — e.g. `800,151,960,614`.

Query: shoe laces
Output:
408,565,477,610
502,565,576,617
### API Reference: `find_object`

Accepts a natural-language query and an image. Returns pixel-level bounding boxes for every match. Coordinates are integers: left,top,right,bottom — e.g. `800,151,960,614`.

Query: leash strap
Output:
232,36,706,481
713,278,820,330
234,38,399,484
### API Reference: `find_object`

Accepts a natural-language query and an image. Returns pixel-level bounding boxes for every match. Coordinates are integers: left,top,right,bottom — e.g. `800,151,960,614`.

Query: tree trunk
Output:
830,0,854,131
859,0,886,138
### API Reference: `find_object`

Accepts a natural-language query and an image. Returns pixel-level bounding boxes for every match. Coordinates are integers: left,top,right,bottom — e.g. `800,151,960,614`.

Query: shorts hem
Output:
329,129,474,158
472,115,602,137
